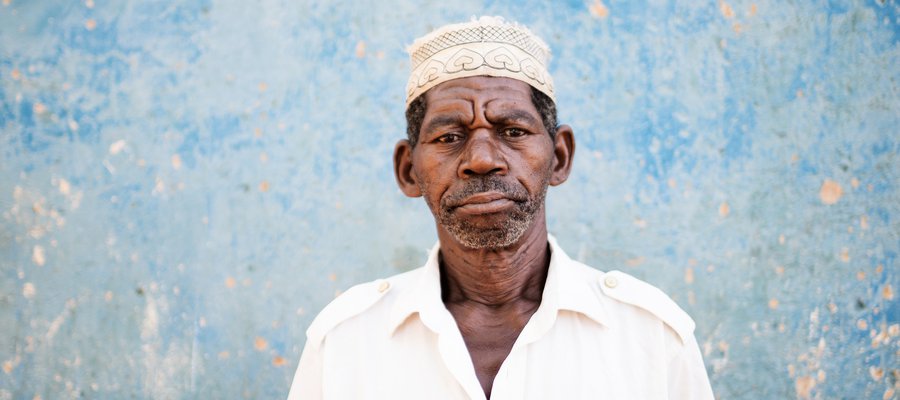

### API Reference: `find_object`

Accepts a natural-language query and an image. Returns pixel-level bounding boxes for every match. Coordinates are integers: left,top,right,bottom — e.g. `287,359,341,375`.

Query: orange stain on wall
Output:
719,1,735,18
589,1,609,19
254,337,268,351
795,375,815,399
819,179,842,204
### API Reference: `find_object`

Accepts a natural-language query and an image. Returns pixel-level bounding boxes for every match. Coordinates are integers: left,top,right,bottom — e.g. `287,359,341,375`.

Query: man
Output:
288,16,714,399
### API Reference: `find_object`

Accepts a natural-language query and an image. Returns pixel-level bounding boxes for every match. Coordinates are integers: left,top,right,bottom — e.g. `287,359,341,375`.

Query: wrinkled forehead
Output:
424,77,538,115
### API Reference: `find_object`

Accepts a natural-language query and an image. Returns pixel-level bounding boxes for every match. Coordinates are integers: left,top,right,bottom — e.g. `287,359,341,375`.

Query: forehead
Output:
423,76,536,113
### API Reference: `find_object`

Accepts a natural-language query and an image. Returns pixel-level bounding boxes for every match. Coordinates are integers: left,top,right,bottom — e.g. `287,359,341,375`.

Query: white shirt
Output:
288,236,714,399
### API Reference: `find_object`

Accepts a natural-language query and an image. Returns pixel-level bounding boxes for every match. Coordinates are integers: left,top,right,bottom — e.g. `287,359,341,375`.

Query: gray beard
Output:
422,176,548,249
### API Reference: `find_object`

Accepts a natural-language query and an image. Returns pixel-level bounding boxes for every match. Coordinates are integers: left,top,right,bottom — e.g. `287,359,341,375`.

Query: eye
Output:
435,132,463,144
502,128,528,138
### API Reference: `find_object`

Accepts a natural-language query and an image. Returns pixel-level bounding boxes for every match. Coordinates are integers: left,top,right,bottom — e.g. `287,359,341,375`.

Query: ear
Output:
549,124,575,186
393,139,422,197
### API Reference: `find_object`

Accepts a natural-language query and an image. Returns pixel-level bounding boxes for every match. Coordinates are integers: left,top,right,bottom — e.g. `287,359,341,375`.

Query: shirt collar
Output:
546,234,611,327
388,234,611,337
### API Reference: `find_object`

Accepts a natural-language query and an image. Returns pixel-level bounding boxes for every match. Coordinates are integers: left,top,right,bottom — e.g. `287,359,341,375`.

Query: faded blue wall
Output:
1,0,898,398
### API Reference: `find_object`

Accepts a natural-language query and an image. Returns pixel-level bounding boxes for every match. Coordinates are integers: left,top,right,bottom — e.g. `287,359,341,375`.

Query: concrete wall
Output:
1,0,897,398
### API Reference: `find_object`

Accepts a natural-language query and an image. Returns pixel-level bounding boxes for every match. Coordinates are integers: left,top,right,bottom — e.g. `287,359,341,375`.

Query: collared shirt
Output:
288,236,714,399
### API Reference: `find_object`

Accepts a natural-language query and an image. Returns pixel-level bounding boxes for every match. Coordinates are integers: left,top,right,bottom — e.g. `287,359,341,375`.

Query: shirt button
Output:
377,280,391,293
603,275,618,289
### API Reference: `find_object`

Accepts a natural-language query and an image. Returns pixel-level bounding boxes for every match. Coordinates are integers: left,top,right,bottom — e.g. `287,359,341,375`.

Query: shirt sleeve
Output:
667,333,715,400
286,338,324,400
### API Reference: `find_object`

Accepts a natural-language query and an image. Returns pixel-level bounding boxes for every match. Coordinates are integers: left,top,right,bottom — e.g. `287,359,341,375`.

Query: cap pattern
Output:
406,17,555,106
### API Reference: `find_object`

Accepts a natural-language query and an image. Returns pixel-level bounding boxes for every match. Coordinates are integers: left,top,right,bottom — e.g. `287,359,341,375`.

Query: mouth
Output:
449,191,517,215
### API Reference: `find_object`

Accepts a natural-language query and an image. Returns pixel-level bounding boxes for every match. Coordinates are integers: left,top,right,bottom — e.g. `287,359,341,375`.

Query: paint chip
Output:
719,1,735,18
85,0,94,8
171,154,182,170
795,375,815,399
355,40,366,58
22,282,35,299
768,298,779,309
259,180,270,192
58,178,71,195
254,128,263,138
109,140,126,155
856,271,866,281
272,356,287,366
887,324,899,337
258,82,268,92
839,248,850,263
104,291,113,301
718,202,730,217
85,19,96,31
32,102,47,115
684,267,694,284
225,277,236,288
778,234,786,245
749,3,758,16
883,284,894,300
254,337,268,351
10,68,20,80
626,257,644,267
885,388,895,400
218,351,230,359
32,245,45,266
860,215,868,230
717,341,729,353
857,319,868,330
589,1,610,18
870,366,884,381
819,179,842,205
2,361,12,374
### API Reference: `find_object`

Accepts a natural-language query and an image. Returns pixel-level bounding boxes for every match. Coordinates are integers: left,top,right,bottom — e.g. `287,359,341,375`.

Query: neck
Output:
438,218,550,307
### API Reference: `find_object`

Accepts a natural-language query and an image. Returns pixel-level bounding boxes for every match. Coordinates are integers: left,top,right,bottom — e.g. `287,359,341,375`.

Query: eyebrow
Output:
490,110,541,127
421,115,467,134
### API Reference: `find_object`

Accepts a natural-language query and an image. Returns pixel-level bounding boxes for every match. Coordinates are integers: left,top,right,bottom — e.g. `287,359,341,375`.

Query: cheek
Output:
413,153,456,185
514,148,555,184
411,160,452,204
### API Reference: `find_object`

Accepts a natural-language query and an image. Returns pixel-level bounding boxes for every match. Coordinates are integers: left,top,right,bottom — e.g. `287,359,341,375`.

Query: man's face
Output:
408,77,556,249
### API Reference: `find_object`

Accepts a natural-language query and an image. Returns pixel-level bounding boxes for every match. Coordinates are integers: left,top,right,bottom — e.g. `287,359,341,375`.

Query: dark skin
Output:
393,77,575,398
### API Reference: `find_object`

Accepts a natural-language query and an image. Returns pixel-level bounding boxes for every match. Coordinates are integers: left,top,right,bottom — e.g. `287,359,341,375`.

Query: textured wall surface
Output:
1,0,898,398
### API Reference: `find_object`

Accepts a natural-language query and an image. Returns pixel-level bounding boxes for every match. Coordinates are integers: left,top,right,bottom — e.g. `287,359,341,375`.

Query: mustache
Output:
441,177,529,209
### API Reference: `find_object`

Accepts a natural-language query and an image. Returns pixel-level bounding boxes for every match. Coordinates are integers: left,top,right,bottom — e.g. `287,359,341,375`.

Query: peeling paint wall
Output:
1,0,898,399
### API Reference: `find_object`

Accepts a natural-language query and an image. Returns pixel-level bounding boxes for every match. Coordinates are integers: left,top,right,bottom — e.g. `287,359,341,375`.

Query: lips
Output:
450,191,517,215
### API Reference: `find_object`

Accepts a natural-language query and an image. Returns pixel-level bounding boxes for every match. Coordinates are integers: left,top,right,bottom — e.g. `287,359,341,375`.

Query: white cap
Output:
405,16,555,107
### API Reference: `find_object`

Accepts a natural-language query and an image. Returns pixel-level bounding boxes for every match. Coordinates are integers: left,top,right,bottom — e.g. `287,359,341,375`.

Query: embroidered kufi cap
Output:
405,16,555,107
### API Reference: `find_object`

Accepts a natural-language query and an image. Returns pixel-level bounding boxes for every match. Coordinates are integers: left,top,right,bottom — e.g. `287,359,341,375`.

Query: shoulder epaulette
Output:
305,278,393,349
599,270,695,345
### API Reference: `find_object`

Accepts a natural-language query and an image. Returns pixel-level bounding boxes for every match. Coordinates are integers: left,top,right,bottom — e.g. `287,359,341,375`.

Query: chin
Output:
443,219,533,250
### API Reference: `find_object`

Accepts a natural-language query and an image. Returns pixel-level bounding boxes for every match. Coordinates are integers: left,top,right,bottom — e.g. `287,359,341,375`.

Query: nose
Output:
458,130,507,177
